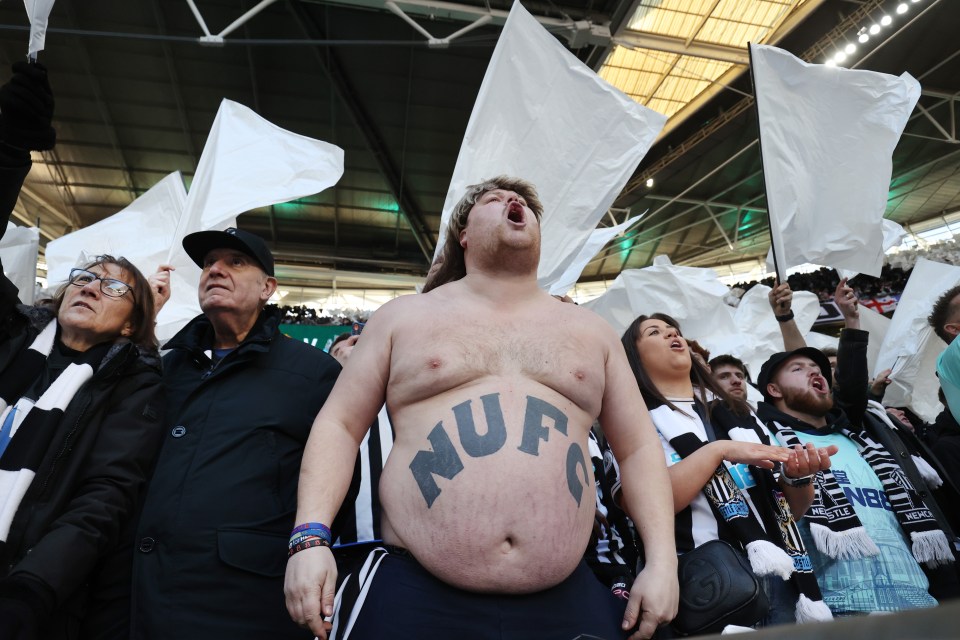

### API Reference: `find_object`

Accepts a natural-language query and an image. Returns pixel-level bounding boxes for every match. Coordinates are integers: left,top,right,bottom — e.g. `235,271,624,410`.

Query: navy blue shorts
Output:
331,546,629,640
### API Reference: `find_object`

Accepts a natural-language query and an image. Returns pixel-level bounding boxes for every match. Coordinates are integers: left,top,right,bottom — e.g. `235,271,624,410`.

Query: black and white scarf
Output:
765,418,954,568
652,401,832,623
0,320,100,543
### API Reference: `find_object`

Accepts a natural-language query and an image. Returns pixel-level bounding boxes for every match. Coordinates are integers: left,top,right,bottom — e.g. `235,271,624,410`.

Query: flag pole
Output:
748,43,785,284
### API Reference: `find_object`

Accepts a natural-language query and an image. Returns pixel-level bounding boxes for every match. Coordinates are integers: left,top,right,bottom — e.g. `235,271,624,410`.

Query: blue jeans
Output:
757,575,799,627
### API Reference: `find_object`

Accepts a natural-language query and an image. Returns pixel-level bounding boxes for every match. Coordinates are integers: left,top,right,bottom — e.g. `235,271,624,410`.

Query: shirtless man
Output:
285,176,678,640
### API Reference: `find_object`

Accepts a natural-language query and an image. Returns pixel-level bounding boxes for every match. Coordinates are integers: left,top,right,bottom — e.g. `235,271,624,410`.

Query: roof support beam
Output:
300,0,611,48
643,194,766,213
615,30,748,65
287,1,435,262
19,184,77,229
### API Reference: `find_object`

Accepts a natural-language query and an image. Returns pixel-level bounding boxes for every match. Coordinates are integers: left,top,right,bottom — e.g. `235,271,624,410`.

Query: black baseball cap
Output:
182,227,275,276
756,347,833,401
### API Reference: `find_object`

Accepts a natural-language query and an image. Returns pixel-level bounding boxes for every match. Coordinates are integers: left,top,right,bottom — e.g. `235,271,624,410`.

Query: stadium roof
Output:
2,0,957,295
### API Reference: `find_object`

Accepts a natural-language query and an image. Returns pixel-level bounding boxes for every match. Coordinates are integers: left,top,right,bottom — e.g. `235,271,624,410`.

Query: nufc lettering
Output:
409,393,588,507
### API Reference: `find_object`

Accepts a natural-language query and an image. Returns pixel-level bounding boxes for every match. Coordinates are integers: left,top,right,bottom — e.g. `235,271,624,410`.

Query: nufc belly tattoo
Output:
409,393,589,508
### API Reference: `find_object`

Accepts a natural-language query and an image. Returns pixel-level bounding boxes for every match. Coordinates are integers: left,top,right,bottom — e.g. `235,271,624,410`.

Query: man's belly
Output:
378,384,596,594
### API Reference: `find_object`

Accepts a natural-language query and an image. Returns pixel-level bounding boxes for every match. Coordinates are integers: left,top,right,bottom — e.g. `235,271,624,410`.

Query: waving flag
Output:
0,222,39,304
166,99,344,262
751,43,920,280
874,258,960,422
24,0,57,60
437,1,666,292
48,99,344,342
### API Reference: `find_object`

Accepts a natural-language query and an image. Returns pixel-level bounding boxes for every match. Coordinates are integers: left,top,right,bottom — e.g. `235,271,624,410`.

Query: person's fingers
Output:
622,588,642,632
321,572,337,619
285,595,303,627
633,609,660,640
819,445,837,470
789,444,810,477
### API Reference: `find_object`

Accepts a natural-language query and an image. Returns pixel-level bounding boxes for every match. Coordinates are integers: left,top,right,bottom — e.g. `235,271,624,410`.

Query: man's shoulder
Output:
556,301,618,342
270,331,340,371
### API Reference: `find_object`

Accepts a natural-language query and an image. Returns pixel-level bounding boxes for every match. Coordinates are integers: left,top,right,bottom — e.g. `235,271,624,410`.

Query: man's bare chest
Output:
389,316,605,413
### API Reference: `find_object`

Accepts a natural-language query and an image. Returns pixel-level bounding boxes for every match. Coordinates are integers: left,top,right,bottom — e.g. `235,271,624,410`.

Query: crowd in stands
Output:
4,60,960,640
732,263,911,307
729,238,960,305
270,303,368,326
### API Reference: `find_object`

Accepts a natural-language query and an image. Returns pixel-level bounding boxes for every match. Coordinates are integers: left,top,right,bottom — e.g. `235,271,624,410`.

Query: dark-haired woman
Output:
0,252,168,640
0,63,166,640
620,313,835,630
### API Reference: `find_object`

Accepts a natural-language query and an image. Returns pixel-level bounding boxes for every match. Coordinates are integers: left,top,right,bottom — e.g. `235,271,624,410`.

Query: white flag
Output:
167,99,345,262
751,43,920,279
46,172,188,285
44,172,207,342
874,257,960,422
583,257,741,355
0,221,39,304
23,0,56,59
549,213,645,296
584,258,821,380
437,2,666,290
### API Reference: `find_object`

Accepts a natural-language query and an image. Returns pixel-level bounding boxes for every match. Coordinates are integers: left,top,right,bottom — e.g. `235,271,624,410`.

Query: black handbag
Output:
671,540,769,636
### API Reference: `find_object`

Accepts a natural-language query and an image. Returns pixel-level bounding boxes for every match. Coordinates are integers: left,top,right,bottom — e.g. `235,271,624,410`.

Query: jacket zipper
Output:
38,395,91,497
36,353,129,497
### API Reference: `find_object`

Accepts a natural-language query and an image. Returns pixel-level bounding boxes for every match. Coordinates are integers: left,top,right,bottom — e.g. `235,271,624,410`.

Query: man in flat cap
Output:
131,228,340,640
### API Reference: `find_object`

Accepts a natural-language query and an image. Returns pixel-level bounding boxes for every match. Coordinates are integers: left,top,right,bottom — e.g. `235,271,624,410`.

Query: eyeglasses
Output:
68,268,135,300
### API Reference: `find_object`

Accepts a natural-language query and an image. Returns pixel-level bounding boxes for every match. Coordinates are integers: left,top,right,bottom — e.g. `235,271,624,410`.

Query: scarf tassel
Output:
911,455,943,489
745,540,795,580
809,523,880,559
911,530,955,567
794,593,833,623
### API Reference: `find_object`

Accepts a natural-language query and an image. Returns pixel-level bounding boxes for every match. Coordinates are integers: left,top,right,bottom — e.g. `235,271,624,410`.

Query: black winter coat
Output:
0,163,165,640
131,309,340,640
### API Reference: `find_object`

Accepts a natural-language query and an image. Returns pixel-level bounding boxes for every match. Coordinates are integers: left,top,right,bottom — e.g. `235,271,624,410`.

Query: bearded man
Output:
756,279,957,616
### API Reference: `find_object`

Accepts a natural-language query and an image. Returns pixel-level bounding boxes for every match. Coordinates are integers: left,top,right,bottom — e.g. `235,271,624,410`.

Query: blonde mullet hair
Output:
422,176,543,293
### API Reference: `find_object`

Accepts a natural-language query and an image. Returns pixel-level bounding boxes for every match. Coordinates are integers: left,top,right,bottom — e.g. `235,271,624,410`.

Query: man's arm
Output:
768,282,806,351
598,324,678,640
0,61,55,317
284,298,401,639
833,278,869,422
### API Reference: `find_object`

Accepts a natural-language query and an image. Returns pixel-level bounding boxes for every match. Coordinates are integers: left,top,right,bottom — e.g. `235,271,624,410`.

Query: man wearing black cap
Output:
755,279,957,616
131,228,340,640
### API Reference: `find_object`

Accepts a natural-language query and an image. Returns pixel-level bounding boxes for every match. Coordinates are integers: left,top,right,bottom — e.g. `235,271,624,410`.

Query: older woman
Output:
620,313,835,631
0,254,166,640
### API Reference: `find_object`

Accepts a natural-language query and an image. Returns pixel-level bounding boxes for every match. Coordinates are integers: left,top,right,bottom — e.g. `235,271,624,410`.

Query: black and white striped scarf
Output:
0,320,100,543
334,404,394,547
652,401,832,623
765,419,954,568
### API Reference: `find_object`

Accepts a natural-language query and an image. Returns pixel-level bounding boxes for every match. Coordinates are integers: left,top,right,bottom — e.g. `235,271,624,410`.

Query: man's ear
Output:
945,323,960,339
459,228,468,249
261,276,278,301
766,382,784,400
